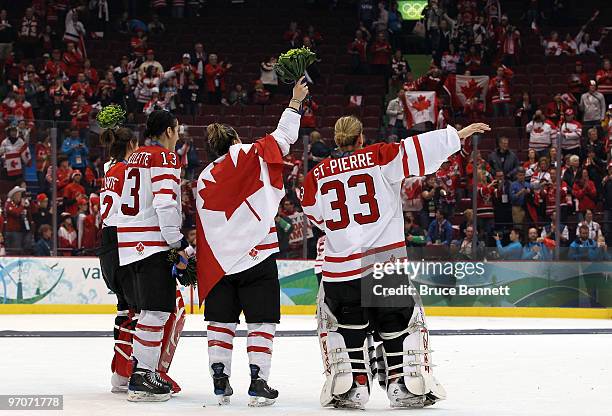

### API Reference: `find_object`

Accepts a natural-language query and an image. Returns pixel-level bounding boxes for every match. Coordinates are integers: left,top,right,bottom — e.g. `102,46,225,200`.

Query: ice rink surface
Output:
1,314,612,416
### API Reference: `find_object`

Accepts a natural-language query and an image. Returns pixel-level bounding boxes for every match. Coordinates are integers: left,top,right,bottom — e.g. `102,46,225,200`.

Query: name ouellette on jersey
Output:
100,161,127,228
115,145,183,266
300,126,461,282
195,108,301,304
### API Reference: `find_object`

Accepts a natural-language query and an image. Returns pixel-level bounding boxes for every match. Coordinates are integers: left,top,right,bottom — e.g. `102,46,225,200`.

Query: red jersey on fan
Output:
595,67,612,95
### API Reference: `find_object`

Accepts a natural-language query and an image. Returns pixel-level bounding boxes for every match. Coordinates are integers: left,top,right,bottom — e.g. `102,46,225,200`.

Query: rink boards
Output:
0,256,611,318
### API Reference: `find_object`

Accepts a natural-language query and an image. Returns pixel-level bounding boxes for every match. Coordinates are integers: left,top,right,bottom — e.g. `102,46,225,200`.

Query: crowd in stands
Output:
0,0,610,262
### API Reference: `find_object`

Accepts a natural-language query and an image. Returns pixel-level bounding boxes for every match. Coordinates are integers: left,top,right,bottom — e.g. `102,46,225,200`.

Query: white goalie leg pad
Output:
317,285,370,407
380,305,446,405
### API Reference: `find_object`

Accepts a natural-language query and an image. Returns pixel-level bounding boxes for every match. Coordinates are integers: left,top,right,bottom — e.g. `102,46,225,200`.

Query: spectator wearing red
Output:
4,92,35,128
82,59,98,85
543,167,569,220
70,95,91,130
496,15,521,65
305,25,323,45
58,212,77,256
48,77,69,100
523,148,538,175
283,21,302,47
43,49,67,82
558,108,582,156
47,156,72,193
370,31,392,77
572,168,597,218
134,64,161,107
561,33,577,56
464,45,482,74
96,70,116,103
252,80,271,105
170,53,199,88
4,186,33,253
300,96,318,132
76,197,100,250
63,42,83,79
568,61,589,99
204,53,230,104
69,72,93,101
488,65,513,117
596,58,612,101
348,29,369,74
35,133,51,189
476,169,495,243
130,28,147,58
63,169,85,216
544,93,567,124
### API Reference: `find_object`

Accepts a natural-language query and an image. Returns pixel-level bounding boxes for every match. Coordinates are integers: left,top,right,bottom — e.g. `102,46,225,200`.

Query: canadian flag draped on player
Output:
194,134,287,304
399,91,438,129
444,74,490,110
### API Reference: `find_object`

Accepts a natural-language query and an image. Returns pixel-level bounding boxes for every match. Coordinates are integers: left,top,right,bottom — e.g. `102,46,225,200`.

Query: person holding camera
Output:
3,185,33,254
526,109,556,159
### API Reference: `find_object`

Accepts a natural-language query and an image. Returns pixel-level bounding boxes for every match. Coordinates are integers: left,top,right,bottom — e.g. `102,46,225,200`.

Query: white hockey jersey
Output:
558,120,582,150
526,120,557,151
100,161,127,228
300,126,460,282
195,108,301,302
115,145,183,265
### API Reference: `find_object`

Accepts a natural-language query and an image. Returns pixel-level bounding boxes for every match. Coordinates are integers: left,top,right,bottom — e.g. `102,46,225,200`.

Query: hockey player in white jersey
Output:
114,110,189,402
300,116,489,409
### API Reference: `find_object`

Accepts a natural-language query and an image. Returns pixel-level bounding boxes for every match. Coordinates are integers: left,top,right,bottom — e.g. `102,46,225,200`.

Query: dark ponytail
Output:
144,110,178,139
100,127,137,162
207,123,238,158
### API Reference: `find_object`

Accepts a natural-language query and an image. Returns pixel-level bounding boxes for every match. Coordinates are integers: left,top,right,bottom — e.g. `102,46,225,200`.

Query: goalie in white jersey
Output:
300,116,489,409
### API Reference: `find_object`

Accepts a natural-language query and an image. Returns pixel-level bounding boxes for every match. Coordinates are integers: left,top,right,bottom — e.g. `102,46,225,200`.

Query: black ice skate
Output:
127,368,171,402
247,364,278,407
211,362,233,405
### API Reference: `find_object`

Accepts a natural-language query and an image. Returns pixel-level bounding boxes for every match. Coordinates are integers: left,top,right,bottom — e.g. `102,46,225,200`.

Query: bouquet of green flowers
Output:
274,47,317,84
167,249,198,287
96,104,126,129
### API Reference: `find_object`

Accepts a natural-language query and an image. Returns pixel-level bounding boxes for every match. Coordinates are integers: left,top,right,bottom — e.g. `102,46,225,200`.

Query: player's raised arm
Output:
381,123,490,183
270,77,309,156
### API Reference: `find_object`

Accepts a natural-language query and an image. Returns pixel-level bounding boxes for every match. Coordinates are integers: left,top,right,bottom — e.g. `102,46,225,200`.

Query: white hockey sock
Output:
207,322,237,377
246,323,276,381
132,310,170,371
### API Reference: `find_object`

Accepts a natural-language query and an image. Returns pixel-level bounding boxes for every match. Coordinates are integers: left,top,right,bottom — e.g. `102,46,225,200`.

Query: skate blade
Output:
127,390,171,402
390,396,426,408
333,400,365,410
217,395,231,406
248,396,276,407
111,385,128,394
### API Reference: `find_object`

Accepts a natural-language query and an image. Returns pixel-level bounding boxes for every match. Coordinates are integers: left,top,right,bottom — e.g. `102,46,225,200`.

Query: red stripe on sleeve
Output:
152,174,180,184
153,189,177,200
207,325,236,337
305,213,323,225
401,140,409,177
412,135,425,176
254,242,279,250
117,226,161,233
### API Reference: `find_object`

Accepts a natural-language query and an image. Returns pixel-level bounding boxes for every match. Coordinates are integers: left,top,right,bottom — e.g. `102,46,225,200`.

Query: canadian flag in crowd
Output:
444,74,490,110
4,142,31,177
400,91,438,129
195,135,285,304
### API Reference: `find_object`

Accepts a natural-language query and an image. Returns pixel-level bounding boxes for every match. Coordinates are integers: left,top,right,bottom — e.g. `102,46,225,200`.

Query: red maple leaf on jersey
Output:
532,127,544,133
460,79,483,100
199,146,263,221
411,95,431,112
